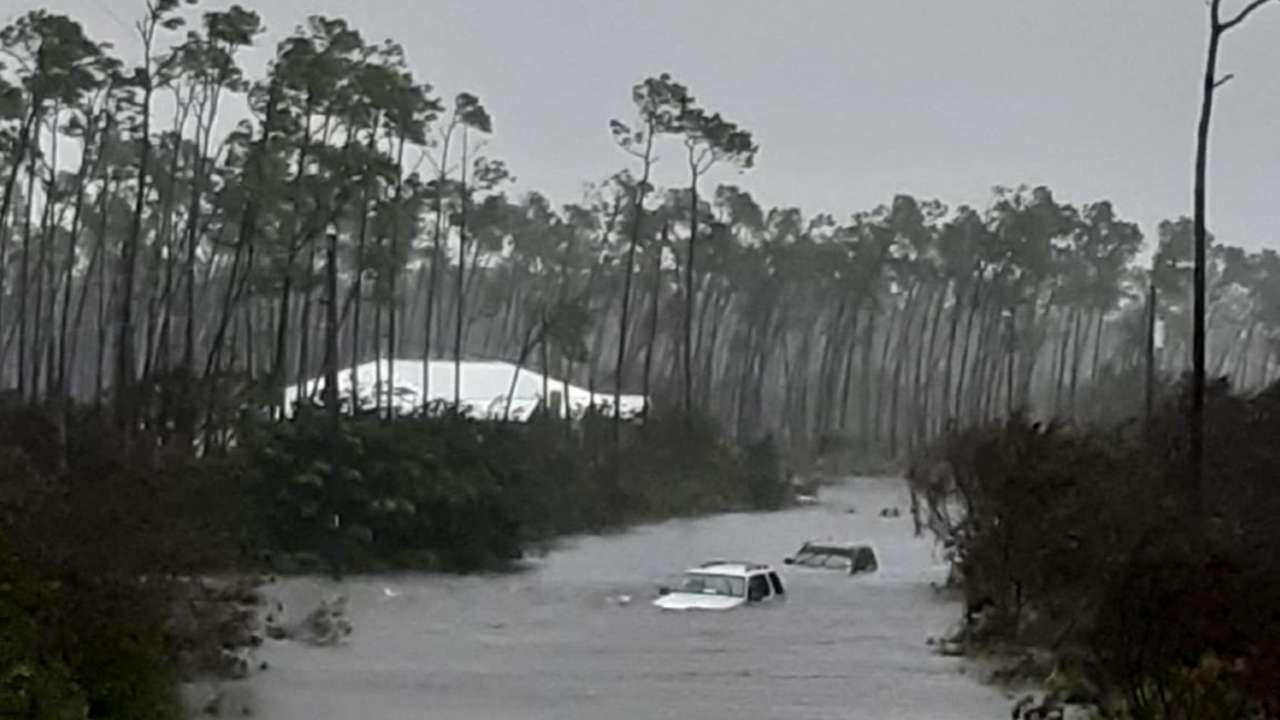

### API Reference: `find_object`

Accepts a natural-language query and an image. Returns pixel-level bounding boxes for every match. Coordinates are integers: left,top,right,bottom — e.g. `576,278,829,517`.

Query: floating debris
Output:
301,595,353,646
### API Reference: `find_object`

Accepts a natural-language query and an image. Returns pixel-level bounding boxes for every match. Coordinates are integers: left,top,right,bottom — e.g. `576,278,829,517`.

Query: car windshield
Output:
799,553,848,568
788,545,839,563
676,573,745,597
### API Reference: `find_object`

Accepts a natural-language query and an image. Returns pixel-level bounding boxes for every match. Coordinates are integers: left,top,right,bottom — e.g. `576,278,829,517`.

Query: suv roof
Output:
689,560,773,577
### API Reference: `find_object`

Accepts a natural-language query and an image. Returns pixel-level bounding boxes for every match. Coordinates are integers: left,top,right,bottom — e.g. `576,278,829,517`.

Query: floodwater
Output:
224,478,1009,719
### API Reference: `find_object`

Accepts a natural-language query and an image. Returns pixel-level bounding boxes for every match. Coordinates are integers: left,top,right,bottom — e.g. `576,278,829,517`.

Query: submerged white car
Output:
652,561,786,611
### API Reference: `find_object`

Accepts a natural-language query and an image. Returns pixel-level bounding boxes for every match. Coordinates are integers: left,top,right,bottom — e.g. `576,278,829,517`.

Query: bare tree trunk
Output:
859,308,877,449
373,296,383,413
1068,309,1086,415
1192,7,1220,509
616,140,654,429
954,282,982,421
68,205,107,401
387,135,407,418
94,181,115,407
118,67,158,428
17,124,39,399
1053,309,1074,414
1237,321,1256,389
323,228,340,426
941,282,965,432
453,129,470,408
875,301,900,444
683,183,699,418
31,160,58,403
0,102,42,379
295,245,316,397
701,290,729,411
1188,0,1277,506
504,317,542,421
1005,307,1017,418
816,299,847,433
1145,284,1157,421
838,306,862,431
183,118,213,435
888,287,922,457
968,304,998,423
422,122,455,413
1090,308,1106,383
917,284,947,443
539,304,551,416
58,114,106,398
641,224,667,417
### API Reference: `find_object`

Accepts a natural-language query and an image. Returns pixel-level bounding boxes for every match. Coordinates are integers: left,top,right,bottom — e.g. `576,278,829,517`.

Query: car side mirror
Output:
657,586,671,596
748,589,765,602
783,557,795,565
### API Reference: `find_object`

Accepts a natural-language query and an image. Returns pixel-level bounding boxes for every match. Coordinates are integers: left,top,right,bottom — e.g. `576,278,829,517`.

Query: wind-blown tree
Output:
1152,217,1197,371
935,206,988,434
53,48,121,403
450,145,506,408
253,16,367,415
347,44,435,415
1071,201,1142,412
609,73,687,428
875,194,943,455
674,102,756,415
0,11,107,400
986,186,1076,417
115,0,192,429
375,72,437,415
169,4,262,441
416,91,490,409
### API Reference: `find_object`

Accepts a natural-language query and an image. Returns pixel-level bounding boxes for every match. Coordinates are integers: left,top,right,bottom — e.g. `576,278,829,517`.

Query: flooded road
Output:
239,478,1008,719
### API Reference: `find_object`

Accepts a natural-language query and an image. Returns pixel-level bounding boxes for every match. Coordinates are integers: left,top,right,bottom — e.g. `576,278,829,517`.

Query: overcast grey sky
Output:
29,0,1280,253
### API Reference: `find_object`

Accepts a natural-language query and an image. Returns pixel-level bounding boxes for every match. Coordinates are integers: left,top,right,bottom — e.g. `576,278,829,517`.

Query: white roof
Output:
282,358,647,420
685,561,773,577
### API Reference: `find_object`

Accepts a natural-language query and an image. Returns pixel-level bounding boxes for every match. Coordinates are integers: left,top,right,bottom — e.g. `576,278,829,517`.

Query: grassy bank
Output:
0,403,787,718
909,379,1280,719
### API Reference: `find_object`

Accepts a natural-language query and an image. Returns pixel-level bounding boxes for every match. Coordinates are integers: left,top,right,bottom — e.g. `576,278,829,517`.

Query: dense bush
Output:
238,407,527,572
1,407,190,720
910,379,1280,718
0,400,786,714
235,405,788,573
1,548,185,720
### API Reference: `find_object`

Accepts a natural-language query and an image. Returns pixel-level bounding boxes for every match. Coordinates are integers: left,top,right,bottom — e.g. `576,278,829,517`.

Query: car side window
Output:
768,572,785,595
747,574,770,602
825,554,852,570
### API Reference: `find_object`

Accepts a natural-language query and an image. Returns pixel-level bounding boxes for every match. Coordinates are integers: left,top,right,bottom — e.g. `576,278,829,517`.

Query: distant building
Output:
282,358,646,420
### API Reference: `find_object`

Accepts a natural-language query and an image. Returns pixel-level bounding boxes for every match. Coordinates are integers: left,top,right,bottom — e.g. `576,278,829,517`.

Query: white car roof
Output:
684,561,773,577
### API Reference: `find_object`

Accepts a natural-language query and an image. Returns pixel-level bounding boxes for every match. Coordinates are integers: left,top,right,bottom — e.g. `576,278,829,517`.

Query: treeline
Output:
3,6,1280,463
